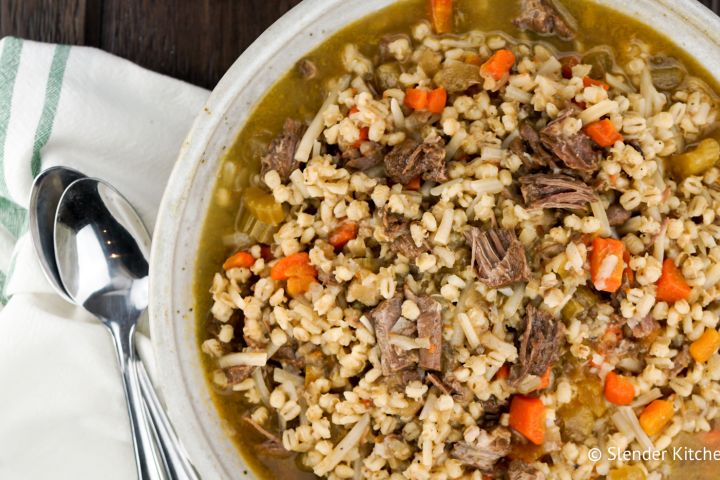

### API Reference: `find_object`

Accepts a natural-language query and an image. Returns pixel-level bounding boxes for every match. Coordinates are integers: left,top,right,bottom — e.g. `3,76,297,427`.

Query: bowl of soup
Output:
149,0,720,478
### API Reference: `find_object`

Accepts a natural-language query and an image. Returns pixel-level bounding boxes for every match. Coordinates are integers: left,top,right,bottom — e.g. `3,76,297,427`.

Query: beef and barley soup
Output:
195,0,720,478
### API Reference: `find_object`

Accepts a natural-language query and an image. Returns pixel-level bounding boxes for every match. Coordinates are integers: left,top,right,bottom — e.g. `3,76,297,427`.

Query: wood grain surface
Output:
0,0,302,89
0,0,717,89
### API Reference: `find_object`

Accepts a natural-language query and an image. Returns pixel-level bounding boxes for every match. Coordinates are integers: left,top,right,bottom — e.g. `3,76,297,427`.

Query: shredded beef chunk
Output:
450,427,512,471
416,301,442,371
384,137,447,184
513,0,575,40
427,372,473,403
540,110,599,172
260,118,306,181
607,202,632,226
464,227,530,288
370,294,417,375
511,304,559,382
405,287,442,371
379,208,430,260
390,234,429,259
224,365,253,385
512,121,557,169
241,417,291,458
379,207,409,238
509,460,546,480
342,141,385,170
520,173,595,210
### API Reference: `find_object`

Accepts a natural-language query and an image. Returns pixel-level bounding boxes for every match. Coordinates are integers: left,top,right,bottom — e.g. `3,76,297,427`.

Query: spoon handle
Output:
136,359,201,480
110,323,168,480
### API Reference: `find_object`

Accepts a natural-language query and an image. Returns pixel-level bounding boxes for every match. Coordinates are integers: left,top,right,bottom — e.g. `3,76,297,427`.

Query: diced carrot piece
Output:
429,0,453,34
464,53,483,66
583,76,610,90
404,88,429,110
590,237,625,293
427,87,447,114
584,119,623,147
560,56,580,79
270,252,312,280
639,399,674,436
328,222,359,249
284,262,318,279
509,395,546,445
349,106,359,115
353,126,369,148
405,176,422,191
656,258,691,303
494,364,510,380
480,49,516,81
223,251,255,270
604,371,635,405
286,275,315,296
689,329,720,363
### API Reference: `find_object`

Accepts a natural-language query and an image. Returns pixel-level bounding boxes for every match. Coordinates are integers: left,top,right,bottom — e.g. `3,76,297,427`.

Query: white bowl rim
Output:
149,1,720,479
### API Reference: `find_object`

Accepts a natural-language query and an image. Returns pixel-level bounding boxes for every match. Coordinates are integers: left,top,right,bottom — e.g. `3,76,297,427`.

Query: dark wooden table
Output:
0,0,718,90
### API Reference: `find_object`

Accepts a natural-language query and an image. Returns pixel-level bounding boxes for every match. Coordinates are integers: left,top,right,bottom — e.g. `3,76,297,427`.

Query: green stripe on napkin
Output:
0,197,26,238
31,44,70,177
0,37,23,197
0,44,70,305
0,37,23,303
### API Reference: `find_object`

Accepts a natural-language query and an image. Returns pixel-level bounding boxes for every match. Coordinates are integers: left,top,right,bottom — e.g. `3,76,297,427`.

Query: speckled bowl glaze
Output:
149,1,720,478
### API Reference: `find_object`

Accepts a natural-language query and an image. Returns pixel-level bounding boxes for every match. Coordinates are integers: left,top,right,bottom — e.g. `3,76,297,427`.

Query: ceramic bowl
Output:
149,1,720,478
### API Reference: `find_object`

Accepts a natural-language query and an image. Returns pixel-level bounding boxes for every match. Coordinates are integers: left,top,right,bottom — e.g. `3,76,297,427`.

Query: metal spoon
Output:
53,177,197,480
28,166,85,303
30,167,197,480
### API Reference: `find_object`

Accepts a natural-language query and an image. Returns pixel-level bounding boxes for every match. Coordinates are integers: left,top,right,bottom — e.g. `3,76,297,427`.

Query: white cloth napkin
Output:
0,37,208,479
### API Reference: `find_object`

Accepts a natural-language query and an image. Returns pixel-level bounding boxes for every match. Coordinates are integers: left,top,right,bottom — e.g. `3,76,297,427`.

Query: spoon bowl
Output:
54,177,150,323
28,166,86,302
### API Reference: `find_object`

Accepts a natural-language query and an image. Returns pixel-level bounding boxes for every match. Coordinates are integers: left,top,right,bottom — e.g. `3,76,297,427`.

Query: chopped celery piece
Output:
671,138,720,179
